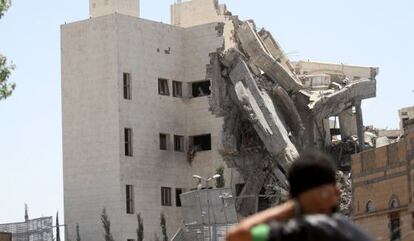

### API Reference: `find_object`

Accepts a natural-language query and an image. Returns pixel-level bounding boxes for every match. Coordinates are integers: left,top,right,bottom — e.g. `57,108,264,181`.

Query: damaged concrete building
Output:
62,0,378,240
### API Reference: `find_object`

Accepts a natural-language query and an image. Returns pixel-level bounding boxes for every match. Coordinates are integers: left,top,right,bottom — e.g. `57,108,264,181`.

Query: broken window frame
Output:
160,133,170,151
161,187,172,206
191,80,211,98
172,81,183,98
174,135,184,152
123,73,132,100
189,134,212,152
126,185,134,214
158,78,170,96
124,128,133,157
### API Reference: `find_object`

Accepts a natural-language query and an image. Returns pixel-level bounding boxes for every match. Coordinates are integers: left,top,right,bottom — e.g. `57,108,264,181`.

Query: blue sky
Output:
0,0,413,224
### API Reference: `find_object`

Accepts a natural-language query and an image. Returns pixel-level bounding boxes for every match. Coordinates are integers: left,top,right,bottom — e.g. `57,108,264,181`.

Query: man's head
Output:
288,150,339,214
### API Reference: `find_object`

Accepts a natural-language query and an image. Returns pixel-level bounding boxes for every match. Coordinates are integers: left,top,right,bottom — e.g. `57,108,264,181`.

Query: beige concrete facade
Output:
89,0,140,18
62,1,243,241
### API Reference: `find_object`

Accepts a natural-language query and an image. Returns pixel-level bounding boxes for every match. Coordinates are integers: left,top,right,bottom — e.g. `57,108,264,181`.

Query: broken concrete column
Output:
339,108,358,139
225,52,299,172
355,101,365,150
271,86,305,144
236,21,303,93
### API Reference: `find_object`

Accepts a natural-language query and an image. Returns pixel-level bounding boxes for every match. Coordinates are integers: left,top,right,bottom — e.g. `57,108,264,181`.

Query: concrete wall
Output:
171,0,224,28
62,15,124,241
89,0,140,18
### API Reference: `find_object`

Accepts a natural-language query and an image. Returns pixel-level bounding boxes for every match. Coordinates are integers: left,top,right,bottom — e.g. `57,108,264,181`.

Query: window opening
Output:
160,133,169,150
123,73,131,99
176,188,183,207
174,135,184,152
158,78,169,96
124,128,133,156
126,185,134,214
191,81,211,97
161,187,172,206
172,81,182,97
189,134,211,151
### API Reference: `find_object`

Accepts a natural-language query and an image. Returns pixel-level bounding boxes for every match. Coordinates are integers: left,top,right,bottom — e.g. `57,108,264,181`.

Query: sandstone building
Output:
0,233,11,241
352,112,414,241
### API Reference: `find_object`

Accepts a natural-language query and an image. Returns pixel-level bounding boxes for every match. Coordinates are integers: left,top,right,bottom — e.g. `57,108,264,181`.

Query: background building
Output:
0,233,12,241
0,218,53,241
352,109,414,241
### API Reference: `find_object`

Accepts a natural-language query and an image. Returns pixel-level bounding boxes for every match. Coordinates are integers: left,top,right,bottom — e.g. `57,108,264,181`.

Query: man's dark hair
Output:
288,150,337,198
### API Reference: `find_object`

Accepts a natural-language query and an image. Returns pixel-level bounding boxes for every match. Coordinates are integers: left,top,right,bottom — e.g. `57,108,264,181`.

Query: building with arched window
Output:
352,117,414,241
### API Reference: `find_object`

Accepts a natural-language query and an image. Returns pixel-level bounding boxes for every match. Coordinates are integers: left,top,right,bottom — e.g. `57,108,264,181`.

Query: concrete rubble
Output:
207,14,378,216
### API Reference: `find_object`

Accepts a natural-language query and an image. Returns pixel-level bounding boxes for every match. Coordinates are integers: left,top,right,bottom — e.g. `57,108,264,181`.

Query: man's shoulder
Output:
268,214,373,241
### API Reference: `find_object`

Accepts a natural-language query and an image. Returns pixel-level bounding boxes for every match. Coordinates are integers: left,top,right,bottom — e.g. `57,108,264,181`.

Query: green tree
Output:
0,0,11,17
160,213,168,241
101,208,115,241
136,213,144,241
56,212,61,241
215,166,225,188
0,0,15,101
76,223,81,241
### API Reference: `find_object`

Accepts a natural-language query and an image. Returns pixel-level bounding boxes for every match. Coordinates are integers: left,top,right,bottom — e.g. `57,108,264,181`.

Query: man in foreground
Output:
227,151,373,241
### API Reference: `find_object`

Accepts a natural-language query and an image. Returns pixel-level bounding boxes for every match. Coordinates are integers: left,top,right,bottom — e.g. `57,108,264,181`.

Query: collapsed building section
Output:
207,13,378,216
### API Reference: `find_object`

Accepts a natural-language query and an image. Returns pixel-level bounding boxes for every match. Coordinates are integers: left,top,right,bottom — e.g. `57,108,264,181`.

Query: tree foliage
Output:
101,208,115,241
160,213,168,241
76,223,81,241
0,0,11,18
0,0,15,101
56,212,61,241
136,213,144,241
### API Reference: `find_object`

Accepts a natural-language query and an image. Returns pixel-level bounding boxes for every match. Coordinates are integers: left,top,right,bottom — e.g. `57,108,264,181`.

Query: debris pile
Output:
207,17,378,215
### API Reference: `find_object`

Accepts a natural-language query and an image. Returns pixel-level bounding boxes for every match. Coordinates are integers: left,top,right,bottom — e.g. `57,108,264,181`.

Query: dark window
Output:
126,185,134,214
390,198,400,209
176,188,183,207
366,201,375,212
172,81,182,97
390,212,401,241
160,133,169,150
124,128,133,156
174,135,184,152
161,187,172,206
190,134,211,151
412,213,414,229
123,73,131,99
192,81,211,97
158,78,169,96
127,239,135,241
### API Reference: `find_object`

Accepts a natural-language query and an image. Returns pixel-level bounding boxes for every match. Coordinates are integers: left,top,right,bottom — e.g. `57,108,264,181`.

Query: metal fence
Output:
0,217,53,241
